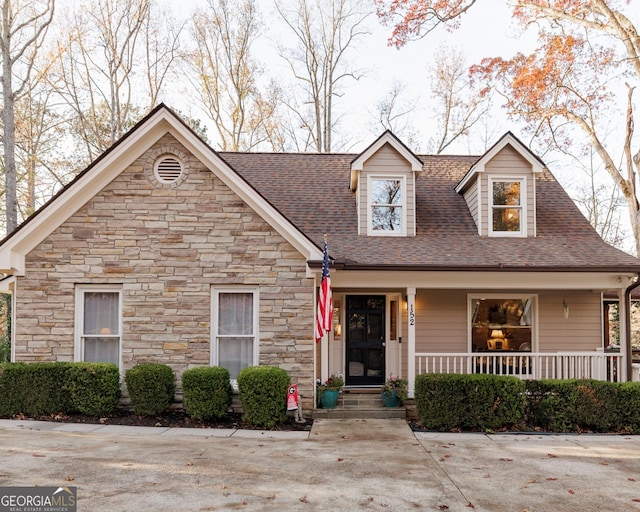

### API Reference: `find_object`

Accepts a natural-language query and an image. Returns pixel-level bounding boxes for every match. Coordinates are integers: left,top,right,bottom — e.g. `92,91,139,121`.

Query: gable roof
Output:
1,106,638,277
221,150,640,273
455,132,545,193
350,130,423,191
0,104,323,275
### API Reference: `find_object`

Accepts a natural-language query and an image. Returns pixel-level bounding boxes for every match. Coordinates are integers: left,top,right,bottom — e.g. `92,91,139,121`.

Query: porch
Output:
414,351,624,383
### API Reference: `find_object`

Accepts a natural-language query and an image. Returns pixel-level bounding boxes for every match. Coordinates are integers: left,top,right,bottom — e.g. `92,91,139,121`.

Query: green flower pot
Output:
381,390,401,408
320,389,339,409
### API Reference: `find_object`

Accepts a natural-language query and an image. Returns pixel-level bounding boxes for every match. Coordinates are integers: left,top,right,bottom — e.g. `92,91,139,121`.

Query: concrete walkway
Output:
0,418,638,511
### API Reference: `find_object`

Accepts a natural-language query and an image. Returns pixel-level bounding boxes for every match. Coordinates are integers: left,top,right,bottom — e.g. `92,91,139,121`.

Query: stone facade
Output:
14,135,316,409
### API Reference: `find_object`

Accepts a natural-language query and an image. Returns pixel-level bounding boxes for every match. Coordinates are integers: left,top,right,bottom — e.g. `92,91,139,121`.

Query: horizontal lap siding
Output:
462,181,479,230
415,290,468,352
360,144,415,236
537,290,602,351
413,289,603,354
482,145,535,236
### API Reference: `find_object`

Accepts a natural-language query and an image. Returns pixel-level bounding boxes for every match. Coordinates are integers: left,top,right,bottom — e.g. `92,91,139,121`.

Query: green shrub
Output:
182,366,232,420
618,382,640,433
67,363,121,417
0,362,72,416
525,380,577,431
573,380,620,432
415,373,525,431
237,366,290,428
527,379,626,433
125,364,175,416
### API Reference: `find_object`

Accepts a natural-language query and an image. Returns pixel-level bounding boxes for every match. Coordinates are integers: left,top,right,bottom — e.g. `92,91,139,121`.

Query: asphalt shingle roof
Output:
220,151,640,271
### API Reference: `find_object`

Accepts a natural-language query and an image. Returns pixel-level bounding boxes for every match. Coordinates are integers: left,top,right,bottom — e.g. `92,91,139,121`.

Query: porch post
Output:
407,287,416,398
618,287,629,381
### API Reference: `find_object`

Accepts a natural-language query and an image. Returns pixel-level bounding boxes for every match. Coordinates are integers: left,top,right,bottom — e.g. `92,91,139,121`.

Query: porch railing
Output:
414,351,623,383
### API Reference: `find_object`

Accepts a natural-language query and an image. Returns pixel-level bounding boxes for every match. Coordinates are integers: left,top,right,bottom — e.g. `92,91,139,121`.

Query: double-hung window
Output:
369,177,405,235
212,288,258,381
75,286,122,367
489,178,525,236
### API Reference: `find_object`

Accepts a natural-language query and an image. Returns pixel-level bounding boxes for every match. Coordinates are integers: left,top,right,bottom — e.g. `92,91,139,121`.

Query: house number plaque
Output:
409,304,415,326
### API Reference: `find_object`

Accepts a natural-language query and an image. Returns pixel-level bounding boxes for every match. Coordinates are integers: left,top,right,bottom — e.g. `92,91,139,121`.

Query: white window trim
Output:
467,293,538,352
488,176,527,237
367,175,407,236
74,285,123,369
211,287,260,382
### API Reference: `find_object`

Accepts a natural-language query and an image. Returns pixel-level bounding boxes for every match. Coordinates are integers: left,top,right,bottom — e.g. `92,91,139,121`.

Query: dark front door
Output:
345,295,385,386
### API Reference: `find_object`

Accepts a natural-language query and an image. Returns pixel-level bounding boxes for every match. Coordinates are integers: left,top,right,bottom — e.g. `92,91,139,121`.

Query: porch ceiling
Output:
330,270,635,290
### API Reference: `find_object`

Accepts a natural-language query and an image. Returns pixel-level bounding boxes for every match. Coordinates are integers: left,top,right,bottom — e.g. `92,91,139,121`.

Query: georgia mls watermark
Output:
0,486,76,512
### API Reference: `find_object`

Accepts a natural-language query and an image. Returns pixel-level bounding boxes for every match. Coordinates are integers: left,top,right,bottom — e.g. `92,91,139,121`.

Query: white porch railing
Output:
415,352,623,383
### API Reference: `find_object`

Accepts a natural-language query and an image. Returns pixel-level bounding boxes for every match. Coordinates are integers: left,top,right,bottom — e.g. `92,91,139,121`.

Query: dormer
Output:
351,131,423,237
455,132,545,238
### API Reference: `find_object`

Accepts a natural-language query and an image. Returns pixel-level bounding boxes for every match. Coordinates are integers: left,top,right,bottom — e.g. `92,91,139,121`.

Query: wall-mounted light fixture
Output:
563,299,569,320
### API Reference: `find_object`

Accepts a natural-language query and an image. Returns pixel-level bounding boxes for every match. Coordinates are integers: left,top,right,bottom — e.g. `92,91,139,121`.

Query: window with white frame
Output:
470,295,535,352
212,288,258,380
76,286,121,367
369,177,405,235
489,178,525,236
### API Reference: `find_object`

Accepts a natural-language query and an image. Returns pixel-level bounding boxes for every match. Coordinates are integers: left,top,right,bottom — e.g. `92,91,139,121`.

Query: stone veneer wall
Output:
14,134,316,409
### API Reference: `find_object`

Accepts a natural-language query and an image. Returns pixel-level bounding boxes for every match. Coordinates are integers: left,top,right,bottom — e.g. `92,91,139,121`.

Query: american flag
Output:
314,237,333,342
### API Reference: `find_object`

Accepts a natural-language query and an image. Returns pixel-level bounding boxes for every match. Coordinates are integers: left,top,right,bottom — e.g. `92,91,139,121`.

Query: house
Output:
0,104,639,413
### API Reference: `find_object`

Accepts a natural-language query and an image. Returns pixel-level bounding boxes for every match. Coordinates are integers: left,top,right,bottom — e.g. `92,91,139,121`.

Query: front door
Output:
345,295,385,386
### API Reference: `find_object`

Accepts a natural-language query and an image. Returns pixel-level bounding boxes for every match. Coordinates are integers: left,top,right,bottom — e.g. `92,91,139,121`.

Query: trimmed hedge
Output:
415,375,640,433
525,379,640,433
67,363,121,417
182,366,232,420
237,366,290,428
0,362,72,416
0,362,120,417
125,363,176,416
415,373,525,431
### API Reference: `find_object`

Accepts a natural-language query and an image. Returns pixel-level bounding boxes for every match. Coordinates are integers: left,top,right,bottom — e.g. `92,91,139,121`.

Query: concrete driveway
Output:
0,418,638,511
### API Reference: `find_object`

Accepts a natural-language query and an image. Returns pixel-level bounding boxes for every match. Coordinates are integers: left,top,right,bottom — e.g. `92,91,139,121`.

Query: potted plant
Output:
316,373,344,409
381,374,407,408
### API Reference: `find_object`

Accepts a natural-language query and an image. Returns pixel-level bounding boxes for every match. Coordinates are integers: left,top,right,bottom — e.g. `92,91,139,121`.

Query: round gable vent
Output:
154,156,183,183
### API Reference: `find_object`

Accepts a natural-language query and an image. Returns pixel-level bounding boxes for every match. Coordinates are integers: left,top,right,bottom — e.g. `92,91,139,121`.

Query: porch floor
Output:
313,388,408,420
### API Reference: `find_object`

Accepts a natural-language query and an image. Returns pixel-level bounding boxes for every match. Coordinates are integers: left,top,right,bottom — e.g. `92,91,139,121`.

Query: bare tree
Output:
427,45,491,154
276,0,370,152
372,80,422,151
572,148,628,250
52,0,165,163
0,0,55,233
189,0,278,151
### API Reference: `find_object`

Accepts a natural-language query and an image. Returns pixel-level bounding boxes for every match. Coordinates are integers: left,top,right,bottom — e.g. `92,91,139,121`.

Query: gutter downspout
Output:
624,274,640,381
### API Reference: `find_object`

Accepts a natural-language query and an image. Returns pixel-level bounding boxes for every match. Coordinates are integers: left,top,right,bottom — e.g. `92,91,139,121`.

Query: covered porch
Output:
318,269,639,401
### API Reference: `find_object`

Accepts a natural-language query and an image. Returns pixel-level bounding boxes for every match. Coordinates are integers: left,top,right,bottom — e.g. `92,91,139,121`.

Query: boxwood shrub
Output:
125,363,175,416
67,363,121,417
0,362,72,416
525,379,631,433
237,365,290,428
415,373,525,431
182,366,232,420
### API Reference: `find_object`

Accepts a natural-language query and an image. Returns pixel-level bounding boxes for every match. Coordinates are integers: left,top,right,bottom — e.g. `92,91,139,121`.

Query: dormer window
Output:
490,177,526,236
369,176,405,235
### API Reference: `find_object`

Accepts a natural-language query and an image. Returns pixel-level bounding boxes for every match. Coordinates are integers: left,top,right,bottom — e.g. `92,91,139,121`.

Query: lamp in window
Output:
490,329,505,339
488,329,507,350
563,299,569,320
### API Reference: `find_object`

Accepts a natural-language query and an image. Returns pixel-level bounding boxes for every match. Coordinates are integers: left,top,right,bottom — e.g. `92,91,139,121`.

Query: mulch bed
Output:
12,409,313,432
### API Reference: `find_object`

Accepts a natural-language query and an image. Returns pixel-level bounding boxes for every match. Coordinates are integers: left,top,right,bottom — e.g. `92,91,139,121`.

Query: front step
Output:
313,388,407,419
